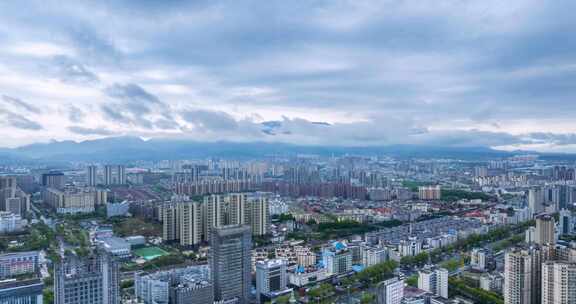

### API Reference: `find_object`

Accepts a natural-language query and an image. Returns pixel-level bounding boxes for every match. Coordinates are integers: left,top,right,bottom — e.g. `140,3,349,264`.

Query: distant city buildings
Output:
418,186,441,200
86,165,97,187
41,171,65,189
43,187,107,214
104,165,126,186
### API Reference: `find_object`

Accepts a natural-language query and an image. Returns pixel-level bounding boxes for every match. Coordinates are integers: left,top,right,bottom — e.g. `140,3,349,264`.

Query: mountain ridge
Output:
0,136,569,163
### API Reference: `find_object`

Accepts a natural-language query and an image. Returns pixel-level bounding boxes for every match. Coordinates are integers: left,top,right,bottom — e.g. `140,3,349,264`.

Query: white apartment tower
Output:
541,261,576,304
504,247,542,304
418,268,448,299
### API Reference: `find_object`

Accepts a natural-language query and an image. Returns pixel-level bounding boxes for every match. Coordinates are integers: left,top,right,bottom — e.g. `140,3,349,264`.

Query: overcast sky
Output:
1,0,576,151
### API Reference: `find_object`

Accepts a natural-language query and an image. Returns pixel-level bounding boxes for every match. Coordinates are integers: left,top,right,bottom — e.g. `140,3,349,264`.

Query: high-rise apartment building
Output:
162,193,269,245
535,215,556,245
256,259,288,303
54,253,119,304
376,277,404,304
86,165,98,187
418,268,448,299
178,201,203,247
559,209,574,236
210,225,252,304
541,261,576,304
0,176,30,216
528,188,544,215
204,193,249,239
42,171,65,189
247,193,269,237
418,185,441,200
104,165,126,186
204,193,269,240
161,202,179,242
504,246,542,304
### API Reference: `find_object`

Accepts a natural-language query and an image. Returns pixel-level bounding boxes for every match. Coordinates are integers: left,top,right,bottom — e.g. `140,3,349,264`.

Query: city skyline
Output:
1,1,576,152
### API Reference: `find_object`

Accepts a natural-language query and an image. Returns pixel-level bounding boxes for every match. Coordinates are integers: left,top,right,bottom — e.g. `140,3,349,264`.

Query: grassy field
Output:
133,246,169,261
110,217,162,237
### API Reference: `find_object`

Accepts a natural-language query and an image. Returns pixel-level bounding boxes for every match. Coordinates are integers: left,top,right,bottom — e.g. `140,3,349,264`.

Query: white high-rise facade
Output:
535,215,556,246
418,268,448,299
504,247,542,304
541,261,576,304
377,278,404,304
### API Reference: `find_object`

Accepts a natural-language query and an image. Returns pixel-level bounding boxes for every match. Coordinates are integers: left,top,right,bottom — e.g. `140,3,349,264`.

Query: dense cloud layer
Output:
0,1,575,151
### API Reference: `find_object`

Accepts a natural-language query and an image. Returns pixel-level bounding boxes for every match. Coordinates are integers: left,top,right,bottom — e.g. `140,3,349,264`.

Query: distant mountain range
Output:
0,136,573,163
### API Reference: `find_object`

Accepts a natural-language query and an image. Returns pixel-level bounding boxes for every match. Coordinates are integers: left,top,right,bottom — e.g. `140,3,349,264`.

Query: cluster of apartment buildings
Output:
160,193,269,247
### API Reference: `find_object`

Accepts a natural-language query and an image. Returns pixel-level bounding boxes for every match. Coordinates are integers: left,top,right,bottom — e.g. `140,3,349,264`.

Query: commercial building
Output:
256,259,289,303
106,201,129,218
210,225,252,304
0,278,43,304
376,277,404,304
134,265,211,304
54,253,120,304
97,237,131,259
0,251,39,278
504,246,542,304
323,242,352,275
